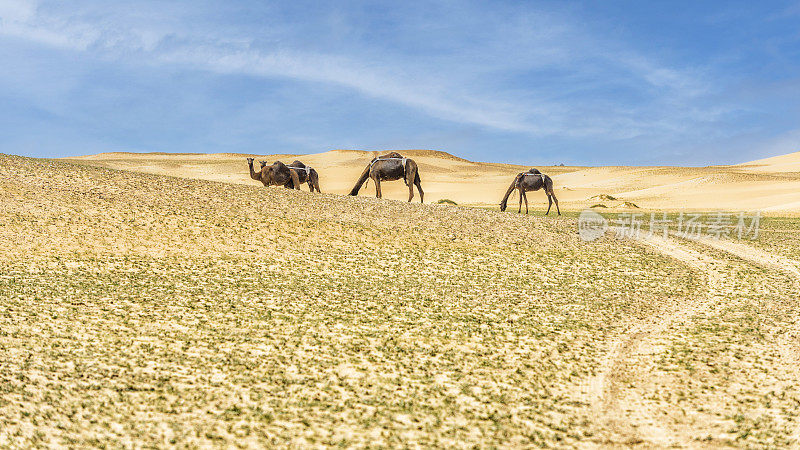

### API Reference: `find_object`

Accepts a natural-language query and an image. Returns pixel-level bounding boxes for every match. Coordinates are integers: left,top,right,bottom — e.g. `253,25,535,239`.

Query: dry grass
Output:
1,154,798,447
749,217,800,260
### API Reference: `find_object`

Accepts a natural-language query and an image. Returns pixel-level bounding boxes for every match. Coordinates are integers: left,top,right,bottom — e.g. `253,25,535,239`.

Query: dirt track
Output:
591,231,800,446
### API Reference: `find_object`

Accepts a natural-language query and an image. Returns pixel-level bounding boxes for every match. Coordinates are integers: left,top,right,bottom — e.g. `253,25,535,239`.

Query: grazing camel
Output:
259,160,320,192
283,160,322,193
253,160,301,190
349,152,424,203
500,168,560,215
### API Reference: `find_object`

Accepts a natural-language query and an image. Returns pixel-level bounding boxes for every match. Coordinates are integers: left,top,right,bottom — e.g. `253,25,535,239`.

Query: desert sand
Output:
5,153,800,447
65,149,800,213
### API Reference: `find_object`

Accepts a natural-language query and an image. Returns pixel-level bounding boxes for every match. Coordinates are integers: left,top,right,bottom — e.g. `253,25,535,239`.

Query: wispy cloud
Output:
1,0,796,163
0,0,717,138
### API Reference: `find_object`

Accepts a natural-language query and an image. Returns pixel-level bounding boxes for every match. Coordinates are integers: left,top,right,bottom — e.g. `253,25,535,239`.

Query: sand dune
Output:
64,149,800,213
738,150,800,172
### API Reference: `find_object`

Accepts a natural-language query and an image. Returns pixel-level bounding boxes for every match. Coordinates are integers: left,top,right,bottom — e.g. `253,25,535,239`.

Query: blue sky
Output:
1,1,799,165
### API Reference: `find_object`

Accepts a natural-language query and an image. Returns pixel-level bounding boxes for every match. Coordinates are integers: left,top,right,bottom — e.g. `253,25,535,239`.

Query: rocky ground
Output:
1,154,799,447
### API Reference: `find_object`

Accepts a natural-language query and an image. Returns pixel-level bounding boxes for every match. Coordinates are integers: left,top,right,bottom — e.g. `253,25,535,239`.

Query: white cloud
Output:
0,0,36,22
0,1,719,142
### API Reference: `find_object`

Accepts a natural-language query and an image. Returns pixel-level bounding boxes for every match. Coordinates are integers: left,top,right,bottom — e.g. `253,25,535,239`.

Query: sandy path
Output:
689,237,800,443
589,233,725,446
591,233,800,446
692,237,800,283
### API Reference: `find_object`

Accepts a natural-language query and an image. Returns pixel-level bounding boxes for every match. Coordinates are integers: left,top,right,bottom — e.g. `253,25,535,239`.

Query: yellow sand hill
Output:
65,149,800,213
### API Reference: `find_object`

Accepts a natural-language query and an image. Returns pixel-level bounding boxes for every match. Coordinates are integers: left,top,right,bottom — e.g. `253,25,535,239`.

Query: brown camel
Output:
349,152,423,203
246,157,264,184
279,160,321,193
252,160,301,190
500,168,560,215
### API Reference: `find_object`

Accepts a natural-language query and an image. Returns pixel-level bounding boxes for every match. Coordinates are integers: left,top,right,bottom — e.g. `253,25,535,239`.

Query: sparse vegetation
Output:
436,198,457,205
588,194,617,201
1,154,798,447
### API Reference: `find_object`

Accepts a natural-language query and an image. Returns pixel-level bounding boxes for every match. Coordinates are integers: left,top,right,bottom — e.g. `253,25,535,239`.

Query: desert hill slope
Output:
64,149,545,207
4,154,800,446
0,154,659,446
65,149,800,212
738,150,800,172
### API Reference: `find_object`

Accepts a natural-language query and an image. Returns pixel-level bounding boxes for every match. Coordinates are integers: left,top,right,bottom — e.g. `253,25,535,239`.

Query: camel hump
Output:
382,151,404,159
290,160,306,168
528,168,541,174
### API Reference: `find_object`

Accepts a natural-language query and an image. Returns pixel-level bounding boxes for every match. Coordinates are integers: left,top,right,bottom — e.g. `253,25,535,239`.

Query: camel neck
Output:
248,161,260,180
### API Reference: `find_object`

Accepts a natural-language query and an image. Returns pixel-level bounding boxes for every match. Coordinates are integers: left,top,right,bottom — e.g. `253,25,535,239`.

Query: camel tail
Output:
500,174,520,211
349,164,371,196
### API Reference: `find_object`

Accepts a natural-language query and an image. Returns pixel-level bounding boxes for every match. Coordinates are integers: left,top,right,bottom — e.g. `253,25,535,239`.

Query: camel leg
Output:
553,192,560,215
405,165,415,202
523,190,529,214
546,194,552,215
289,169,301,190
308,181,313,192
312,171,321,193
415,179,424,204
518,189,522,213
374,176,382,199
403,164,416,202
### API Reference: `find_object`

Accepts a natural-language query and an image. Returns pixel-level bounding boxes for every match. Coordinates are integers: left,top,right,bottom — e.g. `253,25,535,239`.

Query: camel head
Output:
246,157,254,165
259,161,268,169
500,200,508,212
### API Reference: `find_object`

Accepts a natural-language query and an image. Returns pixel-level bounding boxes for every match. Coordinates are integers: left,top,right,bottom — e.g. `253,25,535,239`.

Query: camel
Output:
246,157,264,184
500,168,560,215
253,160,301,190
349,152,423,203
281,160,322,193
